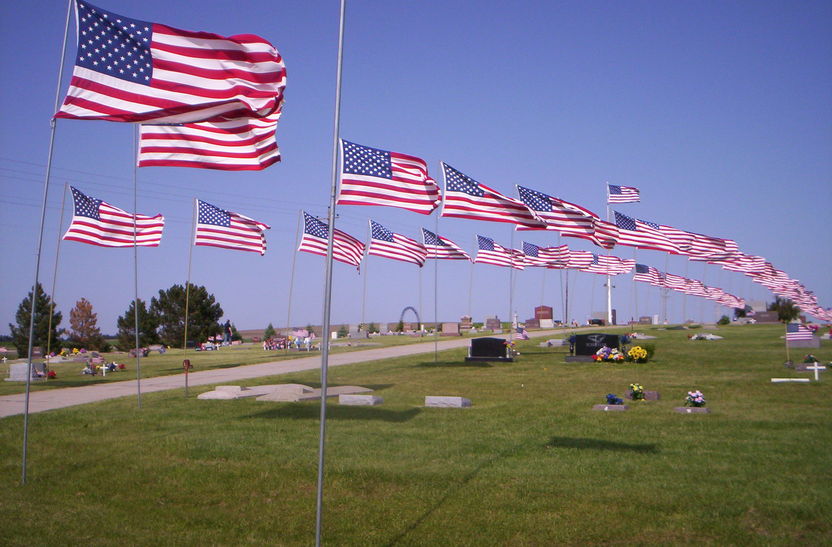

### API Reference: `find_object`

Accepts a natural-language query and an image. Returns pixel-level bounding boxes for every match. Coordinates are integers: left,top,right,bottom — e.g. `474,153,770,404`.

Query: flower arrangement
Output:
627,346,648,363
606,393,624,405
685,390,706,407
593,346,625,362
504,340,519,357
629,383,645,400
803,354,818,363
47,370,57,379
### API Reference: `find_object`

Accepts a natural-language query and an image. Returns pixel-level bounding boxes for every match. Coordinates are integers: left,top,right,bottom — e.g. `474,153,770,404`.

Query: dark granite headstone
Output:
524,318,540,329
465,337,513,362
574,333,620,356
484,318,502,332
750,311,779,324
787,338,820,349
638,316,652,325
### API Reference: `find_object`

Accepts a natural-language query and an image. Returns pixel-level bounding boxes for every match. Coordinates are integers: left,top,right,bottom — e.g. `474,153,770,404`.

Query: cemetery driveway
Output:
0,329,580,418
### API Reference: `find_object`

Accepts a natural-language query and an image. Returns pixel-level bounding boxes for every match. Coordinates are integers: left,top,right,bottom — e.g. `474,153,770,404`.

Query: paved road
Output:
1,329,581,418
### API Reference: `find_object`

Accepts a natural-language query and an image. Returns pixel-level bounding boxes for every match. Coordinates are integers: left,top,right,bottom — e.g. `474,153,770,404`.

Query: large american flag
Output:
607,184,640,203
194,200,270,255
474,235,523,269
368,221,427,266
614,211,680,254
337,140,440,214
63,187,164,247
138,111,281,170
633,264,662,286
440,163,543,227
421,228,470,260
297,212,365,268
56,1,286,124
517,186,618,249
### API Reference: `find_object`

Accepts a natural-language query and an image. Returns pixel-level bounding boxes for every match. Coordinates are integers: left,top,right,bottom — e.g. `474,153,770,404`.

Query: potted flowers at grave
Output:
629,383,645,401
626,346,648,363
592,346,625,363
675,390,709,414
593,393,628,411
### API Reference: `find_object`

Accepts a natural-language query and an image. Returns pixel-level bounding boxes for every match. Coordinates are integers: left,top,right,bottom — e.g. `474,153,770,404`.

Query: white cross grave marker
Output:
805,363,826,382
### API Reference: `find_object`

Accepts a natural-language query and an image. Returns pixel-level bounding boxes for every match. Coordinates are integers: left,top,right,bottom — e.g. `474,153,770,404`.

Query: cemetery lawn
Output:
2,323,830,545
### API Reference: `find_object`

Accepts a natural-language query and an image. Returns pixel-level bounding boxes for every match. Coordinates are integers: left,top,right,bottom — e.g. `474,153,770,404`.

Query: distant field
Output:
1,324,830,545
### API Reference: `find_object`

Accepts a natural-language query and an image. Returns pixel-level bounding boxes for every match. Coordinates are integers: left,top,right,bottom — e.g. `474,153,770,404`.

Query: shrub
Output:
717,315,730,325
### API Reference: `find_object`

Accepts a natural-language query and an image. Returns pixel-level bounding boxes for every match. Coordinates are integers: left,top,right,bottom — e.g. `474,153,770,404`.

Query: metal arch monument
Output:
399,306,421,330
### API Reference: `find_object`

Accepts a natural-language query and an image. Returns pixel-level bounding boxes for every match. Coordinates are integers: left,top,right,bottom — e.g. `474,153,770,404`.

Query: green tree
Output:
768,297,800,323
9,283,63,356
151,283,223,347
68,297,105,350
117,298,160,350
263,323,276,339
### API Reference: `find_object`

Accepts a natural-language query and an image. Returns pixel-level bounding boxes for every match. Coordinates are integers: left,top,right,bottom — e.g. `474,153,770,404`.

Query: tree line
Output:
8,283,224,355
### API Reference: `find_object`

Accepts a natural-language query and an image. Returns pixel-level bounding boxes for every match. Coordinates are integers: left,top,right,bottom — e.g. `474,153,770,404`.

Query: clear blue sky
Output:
1,0,830,335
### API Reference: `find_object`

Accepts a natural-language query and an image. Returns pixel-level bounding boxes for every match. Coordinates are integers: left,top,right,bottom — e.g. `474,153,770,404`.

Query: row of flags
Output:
52,1,828,321
64,188,270,255
633,265,745,309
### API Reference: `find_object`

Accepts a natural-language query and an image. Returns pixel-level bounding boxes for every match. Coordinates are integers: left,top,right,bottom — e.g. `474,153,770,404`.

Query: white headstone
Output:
425,396,471,408
339,394,383,406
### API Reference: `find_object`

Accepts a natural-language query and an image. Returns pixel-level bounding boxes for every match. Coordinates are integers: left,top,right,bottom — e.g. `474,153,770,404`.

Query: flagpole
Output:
605,183,612,325
46,183,69,359
316,1,346,544
508,228,514,339
433,216,439,363
361,221,371,329
662,254,670,324
284,210,302,352
183,199,197,354
21,0,73,485
132,126,142,408
468,241,475,317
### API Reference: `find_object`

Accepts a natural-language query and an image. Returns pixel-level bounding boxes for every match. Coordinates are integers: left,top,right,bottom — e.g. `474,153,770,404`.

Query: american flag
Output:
581,254,635,276
565,249,594,270
607,184,640,203
522,242,568,267
474,235,523,269
297,211,365,268
138,111,281,170
63,186,164,247
633,264,661,285
786,323,813,341
613,212,680,254
368,221,427,267
710,253,766,275
421,229,470,260
517,186,618,249
656,223,738,261
194,200,270,255
440,163,543,227
56,1,286,124
663,273,689,291
337,140,440,214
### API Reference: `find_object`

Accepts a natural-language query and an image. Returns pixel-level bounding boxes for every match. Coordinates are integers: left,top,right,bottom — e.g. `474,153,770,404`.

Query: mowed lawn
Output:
1,324,830,545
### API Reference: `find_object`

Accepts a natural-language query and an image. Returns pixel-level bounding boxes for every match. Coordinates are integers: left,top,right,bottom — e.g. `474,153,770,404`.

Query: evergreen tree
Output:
69,297,105,350
264,323,276,339
117,298,160,350
9,283,63,356
767,296,800,323
150,283,223,347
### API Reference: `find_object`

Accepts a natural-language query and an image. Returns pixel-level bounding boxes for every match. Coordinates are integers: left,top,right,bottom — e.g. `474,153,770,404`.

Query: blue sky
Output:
1,0,830,335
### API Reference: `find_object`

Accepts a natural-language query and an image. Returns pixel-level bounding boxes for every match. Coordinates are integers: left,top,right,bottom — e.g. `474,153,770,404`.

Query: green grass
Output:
1,324,830,545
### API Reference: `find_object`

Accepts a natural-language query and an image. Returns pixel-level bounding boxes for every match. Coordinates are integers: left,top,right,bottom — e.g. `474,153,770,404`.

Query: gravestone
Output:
535,306,553,321
674,407,710,414
465,337,513,362
339,394,383,406
566,333,620,362
787,338,820,349
539,319,554,328
5,363,45,382
460,315,473,330
638,316,652,325
626,390,660,401
484,317,502,332
425,396,471,408
592,404,628,411
524,318,540,329
750,311,779,323
441,322,461,336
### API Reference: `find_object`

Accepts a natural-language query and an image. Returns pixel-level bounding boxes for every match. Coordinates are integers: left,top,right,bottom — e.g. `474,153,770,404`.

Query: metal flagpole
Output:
285,211,302,351
133,126,142,408
433,215,439,363
316,1,346,544
418,263,423,331
467,240,475,317
46,183,70,359
605,185,612,325
508,227,515,340
662,254,670,324
682,259,689,324
183,198,197,352
361,221,371,329
21,0,73,485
